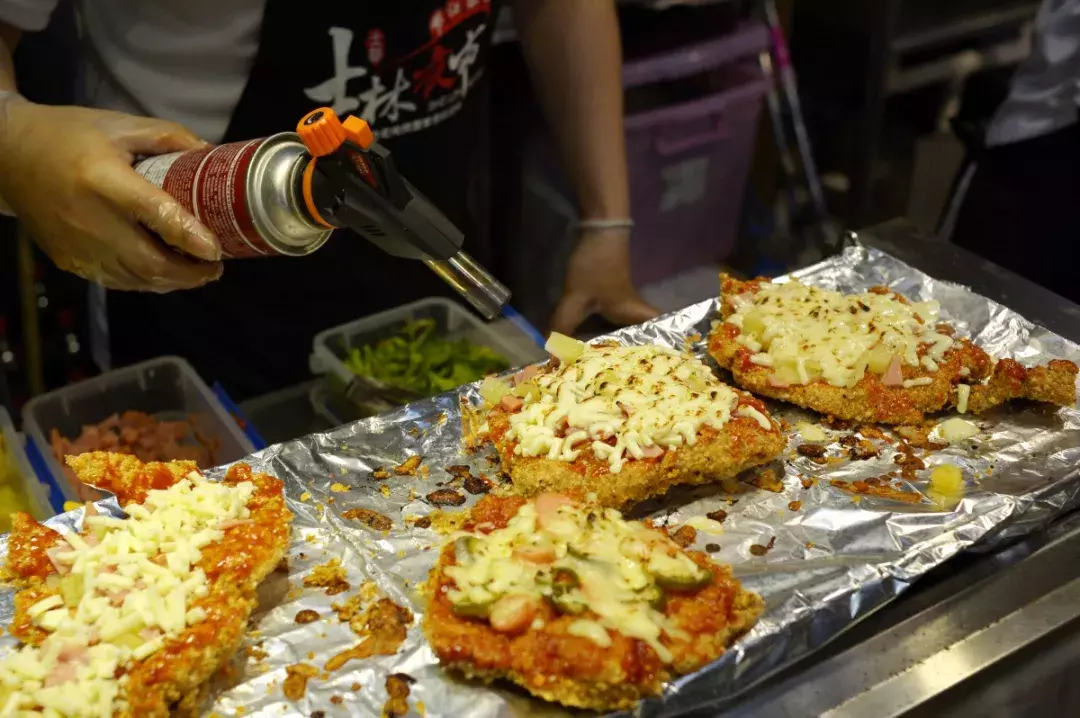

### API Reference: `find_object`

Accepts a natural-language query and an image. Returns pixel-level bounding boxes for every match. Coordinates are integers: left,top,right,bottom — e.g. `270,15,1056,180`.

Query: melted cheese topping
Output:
0,473,254,717
727,281,954,388
506,345,742,473
445,501,710,663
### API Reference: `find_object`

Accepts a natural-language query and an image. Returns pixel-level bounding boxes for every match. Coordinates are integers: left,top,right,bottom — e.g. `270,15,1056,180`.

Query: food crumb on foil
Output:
671,525,697,548
303,559,351,595
394,455,424,476
749,536,777,556
283,663,319,701
295,610,320,625
383,673,416,718
325,599,413,672
371,466,392,480
342,507,393,531
426,488,466,506
331,482,351,492
463,473,493,495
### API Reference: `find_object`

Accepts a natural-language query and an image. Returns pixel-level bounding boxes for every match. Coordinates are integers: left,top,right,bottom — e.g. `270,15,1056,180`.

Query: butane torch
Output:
132,106,511,320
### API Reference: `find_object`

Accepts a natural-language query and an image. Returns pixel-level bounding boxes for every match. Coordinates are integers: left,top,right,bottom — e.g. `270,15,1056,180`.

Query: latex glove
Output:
0,97,222,291
550,230,658,336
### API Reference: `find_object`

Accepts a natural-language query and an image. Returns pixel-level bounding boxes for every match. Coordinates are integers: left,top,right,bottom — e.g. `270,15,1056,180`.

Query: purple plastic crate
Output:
623,21,771,286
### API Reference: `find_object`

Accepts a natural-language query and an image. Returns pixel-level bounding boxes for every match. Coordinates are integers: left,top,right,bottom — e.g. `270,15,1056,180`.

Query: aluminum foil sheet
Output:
2,243,1079,718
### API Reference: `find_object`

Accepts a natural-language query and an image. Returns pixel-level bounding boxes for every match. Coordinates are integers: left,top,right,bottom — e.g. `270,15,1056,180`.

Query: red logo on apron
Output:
365,29,386,67
429,9,446,38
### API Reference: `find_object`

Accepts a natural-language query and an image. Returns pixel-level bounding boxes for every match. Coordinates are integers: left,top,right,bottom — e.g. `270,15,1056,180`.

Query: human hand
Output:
0,98,222,291
549,230,658,336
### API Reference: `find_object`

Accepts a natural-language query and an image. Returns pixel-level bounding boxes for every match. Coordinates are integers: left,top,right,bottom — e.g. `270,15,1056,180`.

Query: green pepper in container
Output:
344,319,509,400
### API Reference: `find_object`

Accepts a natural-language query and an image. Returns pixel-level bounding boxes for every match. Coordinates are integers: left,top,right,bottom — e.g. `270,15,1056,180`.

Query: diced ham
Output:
46,547,70,575
640,445,664,459
57,643,89,664
219,518,255,530
511,365,540,387
44,662,78,688
535,493,575,530
83,534,100,548
499,395,523,412
882,355,904,386
83,502,98,519
140,627,162,641
488,595,539,634
107,590,129,607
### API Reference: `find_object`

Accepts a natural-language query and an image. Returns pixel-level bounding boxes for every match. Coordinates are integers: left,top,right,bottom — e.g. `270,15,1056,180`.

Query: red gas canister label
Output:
134,140,272,258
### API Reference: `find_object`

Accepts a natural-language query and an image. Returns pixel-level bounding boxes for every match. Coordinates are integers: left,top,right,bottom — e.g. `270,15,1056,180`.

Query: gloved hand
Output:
550,229,658,335
0,97,222,291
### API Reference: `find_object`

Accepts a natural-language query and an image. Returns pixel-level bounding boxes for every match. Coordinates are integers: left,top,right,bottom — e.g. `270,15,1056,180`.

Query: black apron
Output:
108,0,501,399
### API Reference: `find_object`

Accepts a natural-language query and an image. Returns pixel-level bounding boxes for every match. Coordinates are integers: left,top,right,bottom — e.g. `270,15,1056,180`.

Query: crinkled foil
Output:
2,243,1079,718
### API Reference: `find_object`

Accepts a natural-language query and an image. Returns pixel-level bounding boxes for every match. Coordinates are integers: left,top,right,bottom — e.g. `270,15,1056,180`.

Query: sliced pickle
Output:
654,569,712,591
549,568,587,614
450,597,494,619
649,552,712,591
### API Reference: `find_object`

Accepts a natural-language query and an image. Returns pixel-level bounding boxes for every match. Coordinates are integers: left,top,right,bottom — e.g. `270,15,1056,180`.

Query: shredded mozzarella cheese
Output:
727,281,954,388
507,345,743,473
446,502,711,663
0,473,255,717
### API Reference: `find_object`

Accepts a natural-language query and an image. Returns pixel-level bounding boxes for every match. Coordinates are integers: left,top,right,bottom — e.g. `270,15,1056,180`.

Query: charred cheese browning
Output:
506,345,741,473
445,498,710,663
727,280,954,388
0,473,255,717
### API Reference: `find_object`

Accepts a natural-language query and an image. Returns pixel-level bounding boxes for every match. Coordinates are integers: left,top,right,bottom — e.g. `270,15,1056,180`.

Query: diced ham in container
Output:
640,445,664,459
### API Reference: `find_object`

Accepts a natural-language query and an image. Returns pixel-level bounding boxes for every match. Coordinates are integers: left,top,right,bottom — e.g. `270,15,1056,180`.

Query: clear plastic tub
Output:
0,407,54,526
310,297,542,423
22,357,256,504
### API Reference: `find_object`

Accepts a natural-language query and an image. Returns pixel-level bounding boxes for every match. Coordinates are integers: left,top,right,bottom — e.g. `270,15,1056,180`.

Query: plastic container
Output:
310,297,542,423
0,407,54,524
22,357,256,504
623,21,772,286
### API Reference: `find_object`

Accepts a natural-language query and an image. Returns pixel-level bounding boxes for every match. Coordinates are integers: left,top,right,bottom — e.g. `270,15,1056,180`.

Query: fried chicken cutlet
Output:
424,494,763,712
708,274,1078,424
0,452,292,717
483,337,785,509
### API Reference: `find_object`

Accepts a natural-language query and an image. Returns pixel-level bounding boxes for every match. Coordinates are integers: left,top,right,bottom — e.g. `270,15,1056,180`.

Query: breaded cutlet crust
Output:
708,275,1078,424
4,453,292,717
423,496,764,712
489,390,785,509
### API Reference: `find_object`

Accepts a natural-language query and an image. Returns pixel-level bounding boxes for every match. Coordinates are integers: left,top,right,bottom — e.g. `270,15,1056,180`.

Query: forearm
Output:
0,24,21,214
0,23,20,91
512,0,630,220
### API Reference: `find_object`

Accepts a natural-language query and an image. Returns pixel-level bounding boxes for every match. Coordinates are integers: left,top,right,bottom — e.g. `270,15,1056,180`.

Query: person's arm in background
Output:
511,0,658,335
0,17,221,290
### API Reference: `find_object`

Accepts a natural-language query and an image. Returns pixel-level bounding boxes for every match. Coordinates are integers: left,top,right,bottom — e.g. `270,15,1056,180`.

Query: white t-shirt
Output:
0,0,265,142
986,0,1080,146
